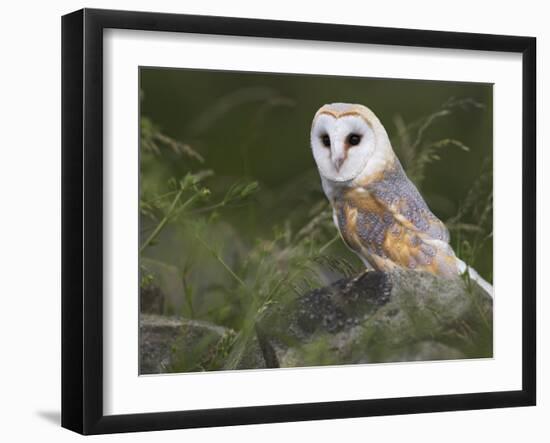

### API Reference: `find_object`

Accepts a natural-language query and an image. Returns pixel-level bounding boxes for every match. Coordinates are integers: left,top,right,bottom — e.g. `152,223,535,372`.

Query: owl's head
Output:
310,103,393,183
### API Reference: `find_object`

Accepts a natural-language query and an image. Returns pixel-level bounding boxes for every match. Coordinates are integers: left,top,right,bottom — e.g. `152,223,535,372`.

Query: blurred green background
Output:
139,67,493,346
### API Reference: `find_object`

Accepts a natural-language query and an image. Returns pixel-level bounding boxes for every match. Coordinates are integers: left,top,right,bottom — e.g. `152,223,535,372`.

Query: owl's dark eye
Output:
348,133,362,146
321,134,331,148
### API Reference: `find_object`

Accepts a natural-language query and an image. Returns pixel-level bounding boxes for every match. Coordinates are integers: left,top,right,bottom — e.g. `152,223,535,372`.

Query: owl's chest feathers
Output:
332,185,392,260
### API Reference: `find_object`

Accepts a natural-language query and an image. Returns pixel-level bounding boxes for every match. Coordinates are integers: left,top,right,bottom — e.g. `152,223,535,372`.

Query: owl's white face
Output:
310,111,376,183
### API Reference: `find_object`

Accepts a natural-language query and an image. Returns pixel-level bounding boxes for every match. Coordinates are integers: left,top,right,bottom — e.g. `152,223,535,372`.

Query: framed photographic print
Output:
61,8,536,434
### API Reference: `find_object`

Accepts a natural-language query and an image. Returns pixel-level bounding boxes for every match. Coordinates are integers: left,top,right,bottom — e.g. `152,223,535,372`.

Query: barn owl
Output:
310,103,492,296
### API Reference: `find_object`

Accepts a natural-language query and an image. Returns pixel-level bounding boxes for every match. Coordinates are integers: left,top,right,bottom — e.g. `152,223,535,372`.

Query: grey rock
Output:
225,270,492,369
140,314,235,374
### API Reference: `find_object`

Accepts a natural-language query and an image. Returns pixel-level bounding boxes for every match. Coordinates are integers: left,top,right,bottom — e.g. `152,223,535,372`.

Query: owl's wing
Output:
356,173,458,277
369,171,450,243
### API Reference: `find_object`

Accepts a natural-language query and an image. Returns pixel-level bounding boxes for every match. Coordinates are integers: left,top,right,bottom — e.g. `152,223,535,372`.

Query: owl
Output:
310,102,492,296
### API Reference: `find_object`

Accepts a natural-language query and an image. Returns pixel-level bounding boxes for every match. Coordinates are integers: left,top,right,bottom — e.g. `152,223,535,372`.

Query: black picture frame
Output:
61,8,536,435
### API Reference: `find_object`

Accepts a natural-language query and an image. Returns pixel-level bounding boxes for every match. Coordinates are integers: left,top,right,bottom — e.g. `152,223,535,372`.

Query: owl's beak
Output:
333,157,345,171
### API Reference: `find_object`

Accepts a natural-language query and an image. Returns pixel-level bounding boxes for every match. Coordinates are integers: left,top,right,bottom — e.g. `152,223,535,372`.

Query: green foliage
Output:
139,106,356,369
392,97,481,187
141,116,205,162
447,158,493,280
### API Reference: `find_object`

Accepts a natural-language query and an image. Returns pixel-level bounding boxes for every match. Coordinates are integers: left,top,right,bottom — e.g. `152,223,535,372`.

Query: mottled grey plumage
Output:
369,160,450,243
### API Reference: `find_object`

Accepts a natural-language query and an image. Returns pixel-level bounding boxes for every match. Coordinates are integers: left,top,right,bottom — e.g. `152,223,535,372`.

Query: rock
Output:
139,314,235,374
225,270,492,369
223,329,271,370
